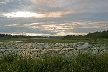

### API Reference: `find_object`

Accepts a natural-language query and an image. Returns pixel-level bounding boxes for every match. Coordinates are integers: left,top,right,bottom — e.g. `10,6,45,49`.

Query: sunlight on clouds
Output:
1,0,108,36
70,21,107,29
3,11,71,18
40,23,73,31
40,24,56,30
4,21,108,36
25,33,50,36
5,24,19,27
1,31,87,36
44,11,71,18
10,32,50,36
66,32,87,35
57,32,66,36
29,23,39,25
3,11,44,18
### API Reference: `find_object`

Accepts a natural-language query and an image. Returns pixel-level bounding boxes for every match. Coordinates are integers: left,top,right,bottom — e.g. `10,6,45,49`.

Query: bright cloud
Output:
3,11,71,18
5,24,19,27
3,11,44,18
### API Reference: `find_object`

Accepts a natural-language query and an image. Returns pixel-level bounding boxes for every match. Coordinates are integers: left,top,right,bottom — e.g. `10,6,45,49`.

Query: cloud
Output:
4,20,108,36
11,32,51,36
3,11,44,18
0,0,108,36
30,0,70,7
70,21,108,29
44,11,71,18
68,0,108,13
0,0,11,4
5,24,19,26
3,11,71,18
0,2,6,4
29,0,108,13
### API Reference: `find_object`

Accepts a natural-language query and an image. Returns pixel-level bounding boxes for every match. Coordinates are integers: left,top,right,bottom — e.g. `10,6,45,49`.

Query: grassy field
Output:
23,38,81,43
0,52,108,72
0,38,108,72
0,37,108,43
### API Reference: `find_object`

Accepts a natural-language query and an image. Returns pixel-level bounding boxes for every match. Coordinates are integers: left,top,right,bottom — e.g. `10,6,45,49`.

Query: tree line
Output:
0,34,45,39
0,30,108,39
64,30,108,39
86,30,108,38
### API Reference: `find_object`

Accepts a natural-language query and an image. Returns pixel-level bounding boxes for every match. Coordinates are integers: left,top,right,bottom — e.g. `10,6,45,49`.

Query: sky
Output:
0,0,108,36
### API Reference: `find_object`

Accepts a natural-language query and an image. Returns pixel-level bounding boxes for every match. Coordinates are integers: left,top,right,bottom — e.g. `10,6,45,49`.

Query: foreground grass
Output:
0,53,108,72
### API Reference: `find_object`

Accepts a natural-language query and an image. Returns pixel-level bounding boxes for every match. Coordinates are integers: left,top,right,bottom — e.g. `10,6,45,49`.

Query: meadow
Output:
0,38,108,72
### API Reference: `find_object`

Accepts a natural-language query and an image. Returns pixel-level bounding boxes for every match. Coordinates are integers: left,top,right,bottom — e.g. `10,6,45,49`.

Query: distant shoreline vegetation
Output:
0,30,108,39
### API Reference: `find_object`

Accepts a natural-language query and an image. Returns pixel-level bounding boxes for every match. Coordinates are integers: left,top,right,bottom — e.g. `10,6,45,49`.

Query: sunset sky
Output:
0,0,108,36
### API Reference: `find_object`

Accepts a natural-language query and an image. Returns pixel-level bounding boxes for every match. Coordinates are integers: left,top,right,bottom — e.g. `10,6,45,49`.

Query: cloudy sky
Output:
0,0,108,36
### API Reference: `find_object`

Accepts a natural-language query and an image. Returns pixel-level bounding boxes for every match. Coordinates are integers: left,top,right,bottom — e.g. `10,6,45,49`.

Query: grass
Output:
1,37,108,43
22,38,90,43
0,39,108,72
0,37,90,43
0,53,108,72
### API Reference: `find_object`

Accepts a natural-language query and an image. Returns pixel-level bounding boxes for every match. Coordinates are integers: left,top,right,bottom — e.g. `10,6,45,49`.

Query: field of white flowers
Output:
0,41,108,58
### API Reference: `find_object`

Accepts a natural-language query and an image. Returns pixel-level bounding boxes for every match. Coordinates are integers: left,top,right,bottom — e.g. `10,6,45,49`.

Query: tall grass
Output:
0,53,108,72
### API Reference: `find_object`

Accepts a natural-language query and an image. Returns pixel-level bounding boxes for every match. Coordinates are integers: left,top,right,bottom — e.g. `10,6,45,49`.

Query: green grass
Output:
1,37,108,43
0,37,90,43
0,53,108,72
22,38,90,43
